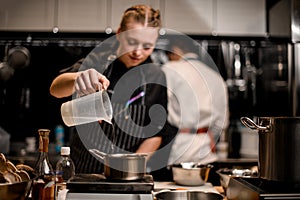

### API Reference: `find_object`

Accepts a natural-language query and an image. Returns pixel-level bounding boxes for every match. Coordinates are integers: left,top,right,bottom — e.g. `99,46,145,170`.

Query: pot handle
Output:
203,165,212,182
240,117,269,131
89,149,106,160
152,189,172,196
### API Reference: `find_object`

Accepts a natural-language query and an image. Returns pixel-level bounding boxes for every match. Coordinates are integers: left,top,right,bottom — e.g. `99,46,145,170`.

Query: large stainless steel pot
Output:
240,117,300,182
89,149,147,180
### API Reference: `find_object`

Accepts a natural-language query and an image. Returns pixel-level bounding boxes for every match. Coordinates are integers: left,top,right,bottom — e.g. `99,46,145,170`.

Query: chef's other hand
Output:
75,68,110,96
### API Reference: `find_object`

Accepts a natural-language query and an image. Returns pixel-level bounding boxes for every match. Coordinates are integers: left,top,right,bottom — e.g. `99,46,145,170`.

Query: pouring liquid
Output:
110,124,115,151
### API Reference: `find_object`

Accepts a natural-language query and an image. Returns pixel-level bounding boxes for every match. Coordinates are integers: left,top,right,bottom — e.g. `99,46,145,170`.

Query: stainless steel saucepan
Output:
89,149,147,180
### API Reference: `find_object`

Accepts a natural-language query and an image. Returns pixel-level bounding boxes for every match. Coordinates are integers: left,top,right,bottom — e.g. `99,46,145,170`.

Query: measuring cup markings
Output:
61,90,113,127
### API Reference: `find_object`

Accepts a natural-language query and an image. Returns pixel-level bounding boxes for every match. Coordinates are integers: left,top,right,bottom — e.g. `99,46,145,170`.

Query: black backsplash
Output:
0,43,95,142
0,32,291,145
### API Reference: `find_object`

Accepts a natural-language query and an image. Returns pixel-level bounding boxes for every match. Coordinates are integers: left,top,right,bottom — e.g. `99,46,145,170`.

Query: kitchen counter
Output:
154,181,219,193
7,153,257,197
150,158,258,186
57,181,223,200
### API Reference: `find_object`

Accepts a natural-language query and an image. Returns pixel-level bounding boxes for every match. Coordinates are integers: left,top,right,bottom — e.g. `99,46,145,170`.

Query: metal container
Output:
154,190,224,200
89,149,147,180
216,168,258,194
171,162,213,186
240,117,300,182
7,46,30,69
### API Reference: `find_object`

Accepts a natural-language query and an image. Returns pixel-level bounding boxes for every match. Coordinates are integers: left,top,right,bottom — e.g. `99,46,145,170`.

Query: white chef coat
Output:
162,53,229,164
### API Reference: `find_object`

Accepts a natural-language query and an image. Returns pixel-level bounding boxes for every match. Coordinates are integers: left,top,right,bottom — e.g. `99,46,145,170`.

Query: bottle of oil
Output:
32,129,55,200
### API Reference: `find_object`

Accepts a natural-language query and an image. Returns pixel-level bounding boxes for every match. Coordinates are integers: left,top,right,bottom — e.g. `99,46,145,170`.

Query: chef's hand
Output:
75,68,110,96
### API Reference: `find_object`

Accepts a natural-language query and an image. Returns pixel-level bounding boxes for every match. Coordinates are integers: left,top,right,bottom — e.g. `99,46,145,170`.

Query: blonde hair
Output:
119,4,161,31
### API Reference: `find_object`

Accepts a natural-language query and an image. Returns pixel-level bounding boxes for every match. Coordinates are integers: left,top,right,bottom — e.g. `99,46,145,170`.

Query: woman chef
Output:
49,4,173,174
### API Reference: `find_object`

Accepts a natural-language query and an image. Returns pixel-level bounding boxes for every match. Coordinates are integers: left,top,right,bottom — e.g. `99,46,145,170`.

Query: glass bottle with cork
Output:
32,129,55,200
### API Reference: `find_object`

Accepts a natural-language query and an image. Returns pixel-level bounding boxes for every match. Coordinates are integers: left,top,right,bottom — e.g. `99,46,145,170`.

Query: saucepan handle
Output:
89,149,106,160
240,117,269,131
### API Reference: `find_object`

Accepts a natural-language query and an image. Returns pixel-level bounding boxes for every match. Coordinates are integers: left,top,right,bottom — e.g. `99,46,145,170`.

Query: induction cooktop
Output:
66,174,154,194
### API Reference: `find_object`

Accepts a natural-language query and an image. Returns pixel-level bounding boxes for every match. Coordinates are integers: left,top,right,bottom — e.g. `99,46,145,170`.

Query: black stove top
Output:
66,174,154,194
227,177,300,200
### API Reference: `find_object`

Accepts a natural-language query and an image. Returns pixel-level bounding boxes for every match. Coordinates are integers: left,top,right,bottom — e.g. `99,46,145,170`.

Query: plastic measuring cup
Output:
61,90,113,127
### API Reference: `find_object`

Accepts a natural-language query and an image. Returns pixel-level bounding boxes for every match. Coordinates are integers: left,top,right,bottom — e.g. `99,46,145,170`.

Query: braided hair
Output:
119,4,161,31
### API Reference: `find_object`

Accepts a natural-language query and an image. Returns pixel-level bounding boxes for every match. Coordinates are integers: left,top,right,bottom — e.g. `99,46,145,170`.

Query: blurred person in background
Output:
162,36,229,165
